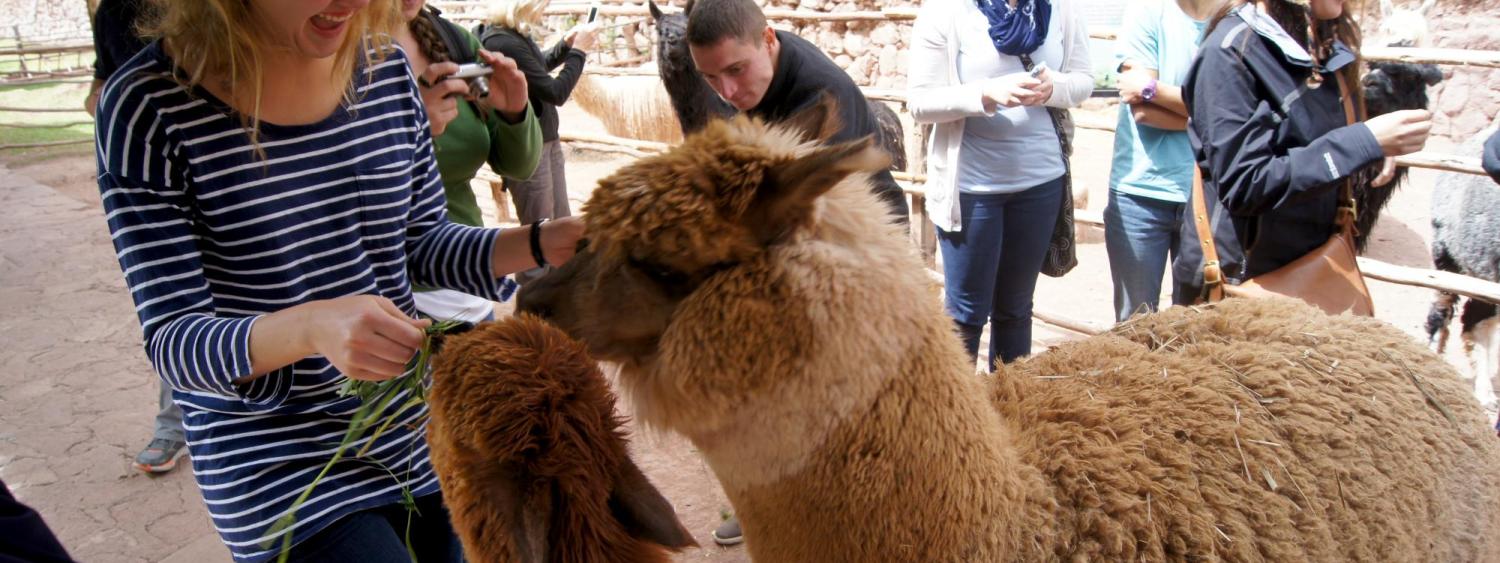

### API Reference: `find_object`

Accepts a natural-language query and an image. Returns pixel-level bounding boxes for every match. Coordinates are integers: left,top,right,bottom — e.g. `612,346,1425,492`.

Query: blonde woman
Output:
481,0,598,282
94,0,582,561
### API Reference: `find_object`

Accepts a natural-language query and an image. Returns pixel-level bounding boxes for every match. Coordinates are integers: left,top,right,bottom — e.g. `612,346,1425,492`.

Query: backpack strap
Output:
424,6,477,64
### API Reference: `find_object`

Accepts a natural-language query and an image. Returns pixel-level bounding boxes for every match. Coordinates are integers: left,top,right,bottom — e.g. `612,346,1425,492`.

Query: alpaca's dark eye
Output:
630,258,692,293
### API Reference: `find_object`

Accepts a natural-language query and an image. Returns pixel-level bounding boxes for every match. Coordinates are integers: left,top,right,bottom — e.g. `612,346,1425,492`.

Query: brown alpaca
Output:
516,96,1500,561
426,315,695,563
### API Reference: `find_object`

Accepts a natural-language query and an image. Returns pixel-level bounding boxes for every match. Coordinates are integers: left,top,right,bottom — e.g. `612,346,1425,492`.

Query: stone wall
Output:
1,0,91,43
1360,0,1500,143
761,0,920,89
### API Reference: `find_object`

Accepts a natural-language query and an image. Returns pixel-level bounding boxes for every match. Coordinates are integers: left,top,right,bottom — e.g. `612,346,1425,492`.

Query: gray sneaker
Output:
133,438,186,474
712,515,743,546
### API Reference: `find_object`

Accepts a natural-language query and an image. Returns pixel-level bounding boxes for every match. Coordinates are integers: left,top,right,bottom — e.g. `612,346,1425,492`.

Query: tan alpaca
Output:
517,98,1500,561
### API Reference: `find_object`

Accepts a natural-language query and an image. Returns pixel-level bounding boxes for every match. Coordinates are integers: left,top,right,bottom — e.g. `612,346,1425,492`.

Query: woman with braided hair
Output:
397,0,548,323
1171,0,1433,304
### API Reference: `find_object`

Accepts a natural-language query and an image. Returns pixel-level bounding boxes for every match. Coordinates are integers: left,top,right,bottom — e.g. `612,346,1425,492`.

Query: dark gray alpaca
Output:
646,0,906,171
1424,126,1500,410
1352,60,1444,252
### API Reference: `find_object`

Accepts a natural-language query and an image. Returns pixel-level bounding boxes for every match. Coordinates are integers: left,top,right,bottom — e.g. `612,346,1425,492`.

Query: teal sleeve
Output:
1114,0,1160,71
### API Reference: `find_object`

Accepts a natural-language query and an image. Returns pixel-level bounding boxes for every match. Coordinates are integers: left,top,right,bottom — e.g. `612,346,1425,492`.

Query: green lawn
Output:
0,79,95,158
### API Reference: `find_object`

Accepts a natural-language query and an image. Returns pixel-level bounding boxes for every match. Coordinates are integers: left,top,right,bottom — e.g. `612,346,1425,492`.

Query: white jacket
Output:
906,0,1093,232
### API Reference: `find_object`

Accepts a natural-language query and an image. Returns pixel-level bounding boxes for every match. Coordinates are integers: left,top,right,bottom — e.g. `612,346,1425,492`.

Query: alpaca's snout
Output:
515,282,555,320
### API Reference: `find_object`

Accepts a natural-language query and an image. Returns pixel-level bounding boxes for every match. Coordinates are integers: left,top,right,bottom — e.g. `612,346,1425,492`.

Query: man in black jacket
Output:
686,0,908,223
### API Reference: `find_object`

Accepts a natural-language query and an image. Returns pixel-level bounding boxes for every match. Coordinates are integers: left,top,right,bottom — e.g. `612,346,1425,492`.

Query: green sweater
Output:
432,28,544,227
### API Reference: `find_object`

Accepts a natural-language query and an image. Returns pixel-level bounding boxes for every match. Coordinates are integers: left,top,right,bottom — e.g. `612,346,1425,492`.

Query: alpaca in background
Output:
1425,122,1500,411
1351,0,1443,251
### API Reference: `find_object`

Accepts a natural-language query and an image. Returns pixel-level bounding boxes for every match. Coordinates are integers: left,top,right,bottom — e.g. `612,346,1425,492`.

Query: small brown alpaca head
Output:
517,96,889,364
427,315,695,563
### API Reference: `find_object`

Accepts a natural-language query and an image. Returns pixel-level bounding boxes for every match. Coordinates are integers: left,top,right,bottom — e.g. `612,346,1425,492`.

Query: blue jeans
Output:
1104,190,1186,322
938,177,1065,369
286,493,463,563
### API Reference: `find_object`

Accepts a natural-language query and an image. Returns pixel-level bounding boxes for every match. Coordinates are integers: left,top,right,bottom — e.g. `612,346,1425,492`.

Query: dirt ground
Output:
0,103,1481,562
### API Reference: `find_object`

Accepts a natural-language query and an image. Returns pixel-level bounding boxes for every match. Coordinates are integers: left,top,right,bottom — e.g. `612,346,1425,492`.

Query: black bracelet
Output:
529,218,549,269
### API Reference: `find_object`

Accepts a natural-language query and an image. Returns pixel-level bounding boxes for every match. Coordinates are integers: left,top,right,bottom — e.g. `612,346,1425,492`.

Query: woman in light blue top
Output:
908,0,1092,369
1103,0,1213,322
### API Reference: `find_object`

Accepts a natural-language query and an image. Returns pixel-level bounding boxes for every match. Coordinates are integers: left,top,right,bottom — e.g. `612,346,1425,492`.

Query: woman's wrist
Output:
530,218,549,268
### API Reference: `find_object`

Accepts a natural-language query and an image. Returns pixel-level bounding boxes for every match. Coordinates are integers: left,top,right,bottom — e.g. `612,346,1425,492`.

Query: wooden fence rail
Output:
541,128,1500,308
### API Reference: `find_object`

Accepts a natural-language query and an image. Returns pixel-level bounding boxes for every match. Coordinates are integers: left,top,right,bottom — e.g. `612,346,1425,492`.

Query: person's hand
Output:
565,23,600,52
304,295,431,382
477,50,529,121
418,61,470,137
1365,109,1432,157
981,73,1042,112
1020,67,1054,107
85,79,103,119
539,216,586,266
1371,157,1398,187
1117,69,1153,105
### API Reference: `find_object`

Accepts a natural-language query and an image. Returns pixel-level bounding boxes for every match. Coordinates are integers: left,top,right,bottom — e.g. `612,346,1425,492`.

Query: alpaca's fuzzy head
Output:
427,315,696,563
517,96,888,366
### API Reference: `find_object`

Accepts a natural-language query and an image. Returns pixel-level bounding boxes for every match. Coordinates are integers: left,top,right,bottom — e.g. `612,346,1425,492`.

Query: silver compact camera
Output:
450,63,493,99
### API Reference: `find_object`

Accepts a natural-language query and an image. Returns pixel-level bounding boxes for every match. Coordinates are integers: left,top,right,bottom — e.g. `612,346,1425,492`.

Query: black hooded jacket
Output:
1172,5,1384,302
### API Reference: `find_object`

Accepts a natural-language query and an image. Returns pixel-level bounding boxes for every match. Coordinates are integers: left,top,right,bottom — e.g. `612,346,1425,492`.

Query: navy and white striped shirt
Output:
96,41,514,562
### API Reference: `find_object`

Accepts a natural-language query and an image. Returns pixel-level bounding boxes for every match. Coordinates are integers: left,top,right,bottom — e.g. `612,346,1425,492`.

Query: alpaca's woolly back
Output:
571,73,684,144
997,298,1500,561
427,316,693,563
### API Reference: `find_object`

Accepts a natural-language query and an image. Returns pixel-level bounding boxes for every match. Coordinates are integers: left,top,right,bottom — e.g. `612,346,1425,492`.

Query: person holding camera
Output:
1171,0,1432,305
396,0,545,324
94,0,584,560
480,0,599,283
907,0,1093,370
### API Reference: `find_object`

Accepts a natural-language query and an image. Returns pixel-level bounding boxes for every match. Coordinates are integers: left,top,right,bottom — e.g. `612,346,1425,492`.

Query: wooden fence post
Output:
13,26,29,77
911,122,936,268
489,179,513,224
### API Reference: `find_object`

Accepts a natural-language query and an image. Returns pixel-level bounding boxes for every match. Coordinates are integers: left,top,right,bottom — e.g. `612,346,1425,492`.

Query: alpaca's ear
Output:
745,135,889,244
608,456,696,549
1380,0,1393,16
1421,64,1444,86
781,93,843,143
1418,0,1435,15
649,0,664,21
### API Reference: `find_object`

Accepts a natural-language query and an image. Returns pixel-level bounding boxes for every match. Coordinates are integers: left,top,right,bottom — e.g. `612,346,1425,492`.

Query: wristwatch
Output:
1141,77,1159,103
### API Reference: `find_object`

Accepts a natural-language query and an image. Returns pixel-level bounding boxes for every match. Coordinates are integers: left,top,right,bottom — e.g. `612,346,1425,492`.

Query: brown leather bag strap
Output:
1190,164,1224,302
1334,72,1358,231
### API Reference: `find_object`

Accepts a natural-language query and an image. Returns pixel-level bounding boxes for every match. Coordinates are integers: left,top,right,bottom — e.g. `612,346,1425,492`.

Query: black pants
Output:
286,493,463,563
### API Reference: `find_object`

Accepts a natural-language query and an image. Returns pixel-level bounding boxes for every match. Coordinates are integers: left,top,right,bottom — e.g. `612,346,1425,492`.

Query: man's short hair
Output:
685,0,768,47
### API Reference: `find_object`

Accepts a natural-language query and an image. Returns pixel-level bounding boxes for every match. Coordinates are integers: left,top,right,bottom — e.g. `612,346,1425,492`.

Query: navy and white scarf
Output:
974,0,1052,56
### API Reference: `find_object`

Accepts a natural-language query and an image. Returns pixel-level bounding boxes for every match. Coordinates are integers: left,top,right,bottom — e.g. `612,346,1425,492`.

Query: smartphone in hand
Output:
1028,61,1049,79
